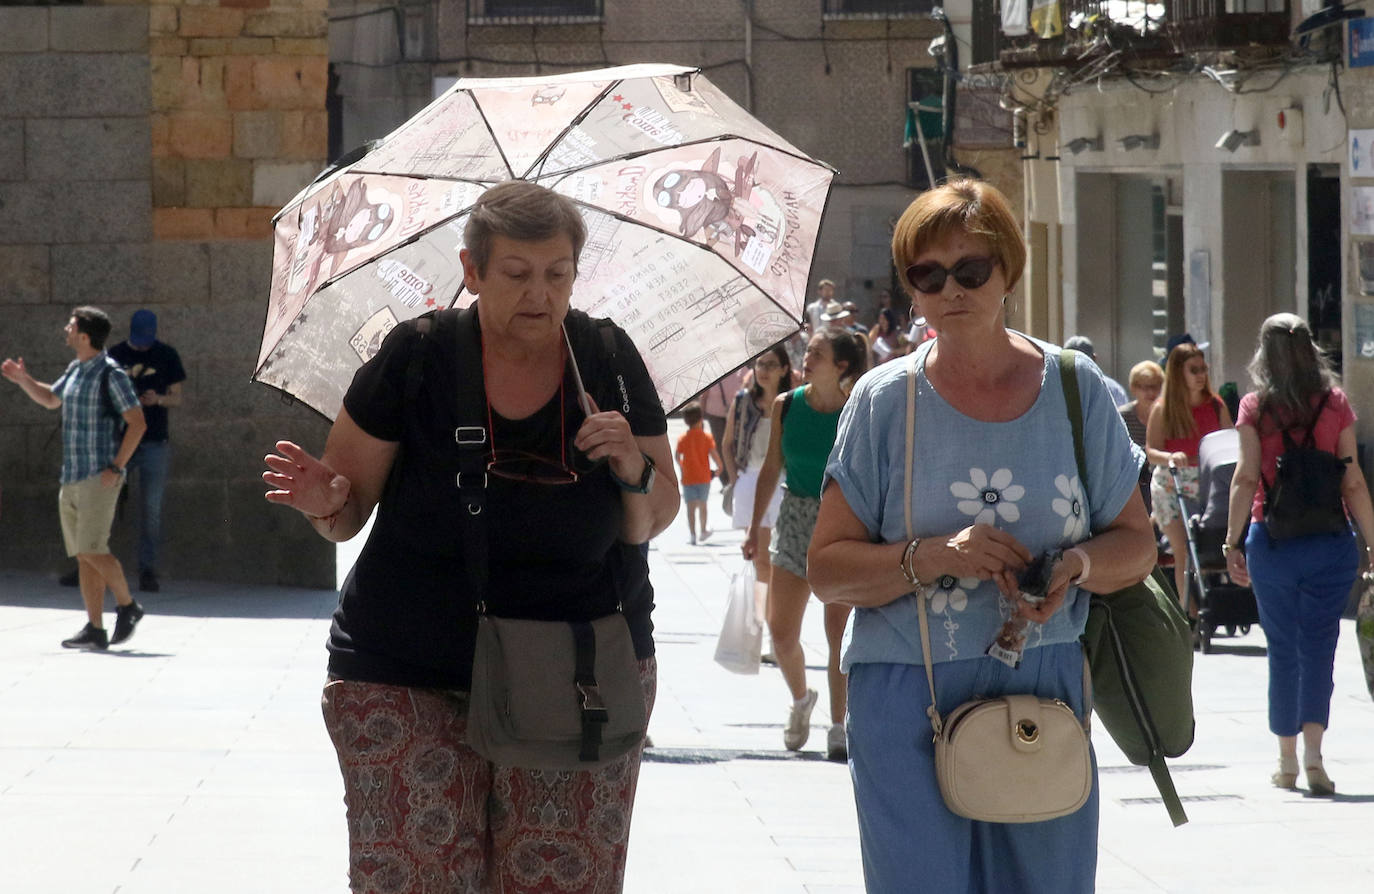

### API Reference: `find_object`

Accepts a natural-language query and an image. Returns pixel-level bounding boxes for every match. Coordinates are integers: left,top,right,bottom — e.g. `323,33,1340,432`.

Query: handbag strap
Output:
903,351,945,736
1059,350,1189,826
571,620,609,761
448,306,493,609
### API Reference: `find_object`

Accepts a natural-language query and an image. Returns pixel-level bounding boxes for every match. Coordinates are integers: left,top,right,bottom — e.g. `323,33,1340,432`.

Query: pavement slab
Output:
4,462,1374,892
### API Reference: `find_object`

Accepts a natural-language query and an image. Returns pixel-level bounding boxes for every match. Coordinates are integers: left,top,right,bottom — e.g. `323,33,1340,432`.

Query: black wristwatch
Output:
612,452,656,494
106,463,126,477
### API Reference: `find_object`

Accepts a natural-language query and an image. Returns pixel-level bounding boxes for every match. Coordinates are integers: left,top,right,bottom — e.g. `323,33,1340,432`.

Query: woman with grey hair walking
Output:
262,180,678,891
1223,312,1374,796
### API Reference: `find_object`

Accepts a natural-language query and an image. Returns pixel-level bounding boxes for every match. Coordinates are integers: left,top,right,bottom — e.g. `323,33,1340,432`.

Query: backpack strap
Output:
1058,349,1188,827
781,387,796,429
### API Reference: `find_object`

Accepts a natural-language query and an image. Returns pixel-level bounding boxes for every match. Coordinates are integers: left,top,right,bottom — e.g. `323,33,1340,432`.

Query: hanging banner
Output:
1030,0,1063,39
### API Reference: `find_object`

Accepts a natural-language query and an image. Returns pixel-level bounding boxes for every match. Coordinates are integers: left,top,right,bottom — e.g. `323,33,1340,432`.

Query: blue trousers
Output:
1245,522,1358,736
126,440,170,573
847,643,1098,894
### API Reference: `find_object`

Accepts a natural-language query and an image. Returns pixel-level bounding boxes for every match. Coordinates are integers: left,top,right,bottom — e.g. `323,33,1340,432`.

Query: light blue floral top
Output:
825,335,1143,670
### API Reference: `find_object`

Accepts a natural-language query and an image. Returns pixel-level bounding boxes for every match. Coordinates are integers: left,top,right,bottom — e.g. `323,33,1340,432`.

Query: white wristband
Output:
1066,546,1091,588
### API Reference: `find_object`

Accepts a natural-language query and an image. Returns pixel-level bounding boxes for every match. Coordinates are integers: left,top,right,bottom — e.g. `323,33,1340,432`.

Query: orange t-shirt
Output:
675,427,716,486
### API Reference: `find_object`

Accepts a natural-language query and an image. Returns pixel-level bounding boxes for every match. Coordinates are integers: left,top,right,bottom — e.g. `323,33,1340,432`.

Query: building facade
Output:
989,1,1372,455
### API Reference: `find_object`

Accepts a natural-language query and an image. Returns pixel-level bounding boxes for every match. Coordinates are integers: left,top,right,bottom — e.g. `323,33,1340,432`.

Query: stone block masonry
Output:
0,2,333,587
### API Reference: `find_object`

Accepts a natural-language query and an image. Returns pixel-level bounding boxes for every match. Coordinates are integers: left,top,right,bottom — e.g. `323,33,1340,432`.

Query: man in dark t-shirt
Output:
107,309,186,592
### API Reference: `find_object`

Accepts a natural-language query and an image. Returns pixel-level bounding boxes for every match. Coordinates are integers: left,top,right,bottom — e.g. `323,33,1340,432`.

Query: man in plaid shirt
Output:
3,307,148,650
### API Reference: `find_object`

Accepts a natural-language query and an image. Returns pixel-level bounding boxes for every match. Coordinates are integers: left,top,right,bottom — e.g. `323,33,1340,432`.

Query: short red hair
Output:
891,179,1025,293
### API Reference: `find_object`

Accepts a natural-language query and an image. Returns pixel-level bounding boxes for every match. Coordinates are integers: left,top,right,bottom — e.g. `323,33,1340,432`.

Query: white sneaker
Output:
783,689,818,751
698,529,713,543
826,723,847,762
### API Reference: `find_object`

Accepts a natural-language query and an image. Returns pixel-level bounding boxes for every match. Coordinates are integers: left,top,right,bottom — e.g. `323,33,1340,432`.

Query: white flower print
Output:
929,574,979,614
1051,474,1088,542
950,467,1024,526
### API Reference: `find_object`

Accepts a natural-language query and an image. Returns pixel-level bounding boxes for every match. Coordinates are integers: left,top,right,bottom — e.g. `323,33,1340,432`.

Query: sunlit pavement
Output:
3,448,1373,891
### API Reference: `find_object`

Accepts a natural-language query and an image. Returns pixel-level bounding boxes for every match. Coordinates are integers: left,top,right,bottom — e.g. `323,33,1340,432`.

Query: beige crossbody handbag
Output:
902,353,1093,823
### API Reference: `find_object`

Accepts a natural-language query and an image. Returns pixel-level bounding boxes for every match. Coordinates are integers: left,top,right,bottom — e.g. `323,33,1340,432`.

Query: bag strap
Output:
447,306,492,608
1301,390,1332,448
902,352,944,736
571,620,609,762
1058,350,1188,827
781,387,795,428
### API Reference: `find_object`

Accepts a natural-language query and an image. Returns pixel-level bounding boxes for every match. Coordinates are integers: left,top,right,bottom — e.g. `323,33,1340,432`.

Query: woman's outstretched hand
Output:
263,440,351,518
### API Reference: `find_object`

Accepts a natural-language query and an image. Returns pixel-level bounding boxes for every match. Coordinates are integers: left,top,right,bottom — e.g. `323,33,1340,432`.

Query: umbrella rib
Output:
534,133,839,184
562,196,803,327
468,92,517,181
518,78,625,181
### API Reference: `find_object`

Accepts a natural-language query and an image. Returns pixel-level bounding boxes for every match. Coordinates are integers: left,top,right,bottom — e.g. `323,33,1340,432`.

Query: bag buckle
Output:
577,682,609,723
455,471,488,490
454,426,487,447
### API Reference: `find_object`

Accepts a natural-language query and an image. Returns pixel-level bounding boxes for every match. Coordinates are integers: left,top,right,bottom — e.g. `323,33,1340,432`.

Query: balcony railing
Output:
1164,0,1291,55
466,0,602,25
993,0,1291,69
823,0,935,19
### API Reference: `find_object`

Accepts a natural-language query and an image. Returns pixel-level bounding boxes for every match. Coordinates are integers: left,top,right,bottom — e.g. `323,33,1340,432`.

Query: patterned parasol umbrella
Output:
253,63,835,419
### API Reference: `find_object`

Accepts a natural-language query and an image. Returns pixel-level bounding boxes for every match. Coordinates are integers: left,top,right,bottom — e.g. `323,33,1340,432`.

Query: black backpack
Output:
98,361,129,442
1261,391,1350,541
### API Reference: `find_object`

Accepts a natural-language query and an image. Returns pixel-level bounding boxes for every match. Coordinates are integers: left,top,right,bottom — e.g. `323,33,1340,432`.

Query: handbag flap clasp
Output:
1005,695,1043,752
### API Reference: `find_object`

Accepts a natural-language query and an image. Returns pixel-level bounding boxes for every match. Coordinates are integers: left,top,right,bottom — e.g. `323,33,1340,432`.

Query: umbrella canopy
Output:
254,63,835,419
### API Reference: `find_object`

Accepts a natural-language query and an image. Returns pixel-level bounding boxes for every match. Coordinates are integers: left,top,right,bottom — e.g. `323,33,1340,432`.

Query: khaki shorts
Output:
58,474,121,556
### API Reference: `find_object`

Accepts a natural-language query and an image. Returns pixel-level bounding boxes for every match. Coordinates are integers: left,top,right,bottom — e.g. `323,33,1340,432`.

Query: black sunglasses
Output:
904,256,996,295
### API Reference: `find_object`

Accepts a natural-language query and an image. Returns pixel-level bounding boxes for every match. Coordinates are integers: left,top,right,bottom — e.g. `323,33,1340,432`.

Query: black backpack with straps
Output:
1261,391,1351,541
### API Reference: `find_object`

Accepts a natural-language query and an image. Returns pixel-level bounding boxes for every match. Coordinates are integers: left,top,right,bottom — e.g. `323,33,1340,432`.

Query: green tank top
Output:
780,386,842,499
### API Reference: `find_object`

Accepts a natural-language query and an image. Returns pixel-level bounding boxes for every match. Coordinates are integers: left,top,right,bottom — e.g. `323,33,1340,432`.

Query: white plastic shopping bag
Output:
714,563,762,674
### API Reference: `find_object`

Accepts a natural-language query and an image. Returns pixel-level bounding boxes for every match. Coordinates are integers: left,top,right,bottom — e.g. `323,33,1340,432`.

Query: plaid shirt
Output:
52,353,139,484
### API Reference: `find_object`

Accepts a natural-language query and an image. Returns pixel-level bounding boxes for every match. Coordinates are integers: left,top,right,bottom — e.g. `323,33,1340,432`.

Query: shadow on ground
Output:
0,570,338,620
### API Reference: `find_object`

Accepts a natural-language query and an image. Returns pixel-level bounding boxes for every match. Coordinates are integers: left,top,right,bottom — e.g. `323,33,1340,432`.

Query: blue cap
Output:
129,309,157,349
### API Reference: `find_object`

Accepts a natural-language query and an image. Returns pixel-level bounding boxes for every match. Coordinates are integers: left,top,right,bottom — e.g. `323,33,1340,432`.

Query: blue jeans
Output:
847,643,1098,893
1245,522,1358,736
126,440,170,573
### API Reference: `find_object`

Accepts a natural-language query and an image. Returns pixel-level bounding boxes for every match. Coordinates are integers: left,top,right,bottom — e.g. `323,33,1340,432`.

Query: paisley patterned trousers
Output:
321,659,656,893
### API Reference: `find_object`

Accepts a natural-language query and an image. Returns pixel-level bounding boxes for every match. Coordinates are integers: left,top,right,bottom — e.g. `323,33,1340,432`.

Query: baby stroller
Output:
1168,430,1261,653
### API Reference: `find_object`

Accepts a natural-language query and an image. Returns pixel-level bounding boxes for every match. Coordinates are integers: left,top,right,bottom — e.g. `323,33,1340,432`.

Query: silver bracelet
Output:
900,538,929,589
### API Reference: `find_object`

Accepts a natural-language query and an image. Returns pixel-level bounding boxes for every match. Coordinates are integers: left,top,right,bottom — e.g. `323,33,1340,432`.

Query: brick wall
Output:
0,2,334,588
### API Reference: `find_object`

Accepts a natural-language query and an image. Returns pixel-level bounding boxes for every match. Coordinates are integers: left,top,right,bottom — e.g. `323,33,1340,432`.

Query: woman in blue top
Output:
808,179,1155,892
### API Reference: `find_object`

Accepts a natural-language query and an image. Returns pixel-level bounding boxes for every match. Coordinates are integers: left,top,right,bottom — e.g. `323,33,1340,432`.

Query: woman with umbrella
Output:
262,181,679,892
806,179,1153,890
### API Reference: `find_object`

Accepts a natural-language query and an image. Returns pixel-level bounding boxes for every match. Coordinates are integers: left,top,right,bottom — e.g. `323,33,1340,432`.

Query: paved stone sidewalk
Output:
2,488,1373,892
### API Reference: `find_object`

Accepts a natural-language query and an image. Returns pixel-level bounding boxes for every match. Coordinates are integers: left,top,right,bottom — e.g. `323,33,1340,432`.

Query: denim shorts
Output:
682,482,710,503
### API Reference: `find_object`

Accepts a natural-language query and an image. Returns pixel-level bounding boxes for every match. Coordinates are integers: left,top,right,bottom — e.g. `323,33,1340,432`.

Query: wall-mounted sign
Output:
1350,18,1374,68
1359,242,1374,295
1187,250,1211,350
1351,129,1374,175
1354,302,1374,359
1354,186,1374,235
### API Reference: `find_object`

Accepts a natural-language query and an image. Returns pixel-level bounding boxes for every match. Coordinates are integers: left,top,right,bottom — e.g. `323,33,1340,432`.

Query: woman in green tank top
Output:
743,327,868,760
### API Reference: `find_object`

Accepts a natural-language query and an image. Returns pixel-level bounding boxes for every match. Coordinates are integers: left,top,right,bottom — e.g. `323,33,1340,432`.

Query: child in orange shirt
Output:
675,402,723,545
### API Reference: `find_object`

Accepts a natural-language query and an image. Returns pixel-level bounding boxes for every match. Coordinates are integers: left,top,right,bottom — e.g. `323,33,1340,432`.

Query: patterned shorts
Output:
1150,464,1199,527
321,659,657,894
770,489,821,580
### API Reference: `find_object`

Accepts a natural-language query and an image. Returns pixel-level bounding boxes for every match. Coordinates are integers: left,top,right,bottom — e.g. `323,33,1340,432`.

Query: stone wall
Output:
0,2,334,588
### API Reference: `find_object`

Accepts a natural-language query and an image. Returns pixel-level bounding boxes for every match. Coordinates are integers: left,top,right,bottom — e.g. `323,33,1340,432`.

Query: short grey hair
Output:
463,181,586,276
